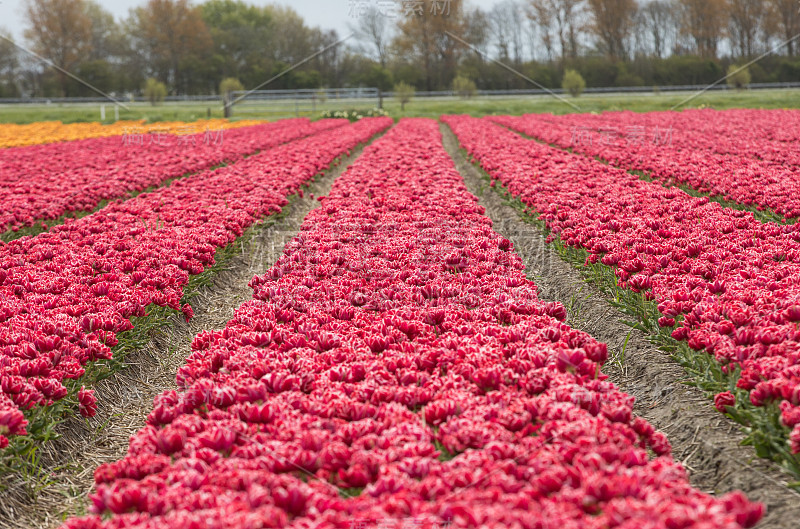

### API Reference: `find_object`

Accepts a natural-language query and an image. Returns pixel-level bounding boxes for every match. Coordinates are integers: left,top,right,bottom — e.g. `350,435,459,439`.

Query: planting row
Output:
0,120,291,193
531,109,800,167
0,118,347,236
0,118,320,187
63,118,762,529
445,114,800,469
492,113,800,220
686,108,800,145
0,118,264,178
0,116,392,449
0,118,262,149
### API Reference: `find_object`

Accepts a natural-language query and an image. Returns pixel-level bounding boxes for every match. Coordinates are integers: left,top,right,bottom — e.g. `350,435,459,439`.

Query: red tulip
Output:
78,386,98,418
56,117,761,529
714,391,736,413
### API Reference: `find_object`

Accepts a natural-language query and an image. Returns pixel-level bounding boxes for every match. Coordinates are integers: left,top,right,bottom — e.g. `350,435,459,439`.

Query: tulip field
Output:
0,118,343,238
1,110,800,527
444,113,800,468
0,116,390,448
490,111,800,220
0,119,264,149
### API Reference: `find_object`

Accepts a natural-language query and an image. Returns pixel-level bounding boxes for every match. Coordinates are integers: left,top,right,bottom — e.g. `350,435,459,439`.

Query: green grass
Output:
385,88,800,117
0,102,233,124
3,89,800,124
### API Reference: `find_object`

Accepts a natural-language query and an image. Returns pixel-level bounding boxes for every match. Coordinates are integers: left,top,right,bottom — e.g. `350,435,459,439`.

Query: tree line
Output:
0,0,798,99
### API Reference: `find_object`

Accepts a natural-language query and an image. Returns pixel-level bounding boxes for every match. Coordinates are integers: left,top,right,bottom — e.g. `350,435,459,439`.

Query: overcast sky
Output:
0,0,506,41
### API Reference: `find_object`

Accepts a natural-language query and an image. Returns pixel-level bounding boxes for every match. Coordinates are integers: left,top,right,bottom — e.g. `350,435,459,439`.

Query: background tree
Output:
219,77,243,99
360,65,393,91
393,0,467,91
527,0,586,62
359,64,393,107
527,0,556,61
23,0,93,96
85,1,122,61
200,0,274,88
269,6,313,65
458,7,491,84
126,0,213,93
462,7,490,58
394,81,414,110
676,0,726,58
143,77,167,104
639,0,679,58
71,2,124,95
307,28,342,89
3,0,800,97
726,64,751,90
350,5,391,68
0,29,19,97
489,1,525,65
220,76,242,116
453,74,477,98
767,0,800,56
727,0,767,58
562,68,586,95
587,0,638,59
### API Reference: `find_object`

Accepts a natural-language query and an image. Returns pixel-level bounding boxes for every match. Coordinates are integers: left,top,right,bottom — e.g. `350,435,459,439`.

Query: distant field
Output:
1,88,798,124
0,101,230,124
4,90,800,529
384,88,800,117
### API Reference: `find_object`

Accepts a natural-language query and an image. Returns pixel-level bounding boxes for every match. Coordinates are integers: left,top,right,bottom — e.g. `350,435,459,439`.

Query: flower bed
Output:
0,119,284,182
0,117,392,449
491,112,800,220
0,119,263,149
61,118,762,529
0,118,347,235
517,109,800,166
444,114,800,475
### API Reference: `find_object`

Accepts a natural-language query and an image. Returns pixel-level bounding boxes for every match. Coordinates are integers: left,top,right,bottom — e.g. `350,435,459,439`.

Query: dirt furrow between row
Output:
440,122,800,528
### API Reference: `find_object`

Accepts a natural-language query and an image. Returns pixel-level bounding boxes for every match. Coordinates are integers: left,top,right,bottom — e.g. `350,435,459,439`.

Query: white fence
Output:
227,88,382,119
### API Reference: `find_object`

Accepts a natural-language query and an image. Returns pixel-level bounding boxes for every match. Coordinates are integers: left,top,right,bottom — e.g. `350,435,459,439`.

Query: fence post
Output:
378,89,383,109
100,104,105,121
223,93,232,118
114,105,119,122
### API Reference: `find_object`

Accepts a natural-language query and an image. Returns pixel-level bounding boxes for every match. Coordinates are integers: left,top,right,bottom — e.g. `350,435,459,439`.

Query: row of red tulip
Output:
0,119,347,235
61,118,762,529
0,117,393,449
490,112,800,220
444,114,800,459
694,108,800,145
525,109,800,166
0,119,316,182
